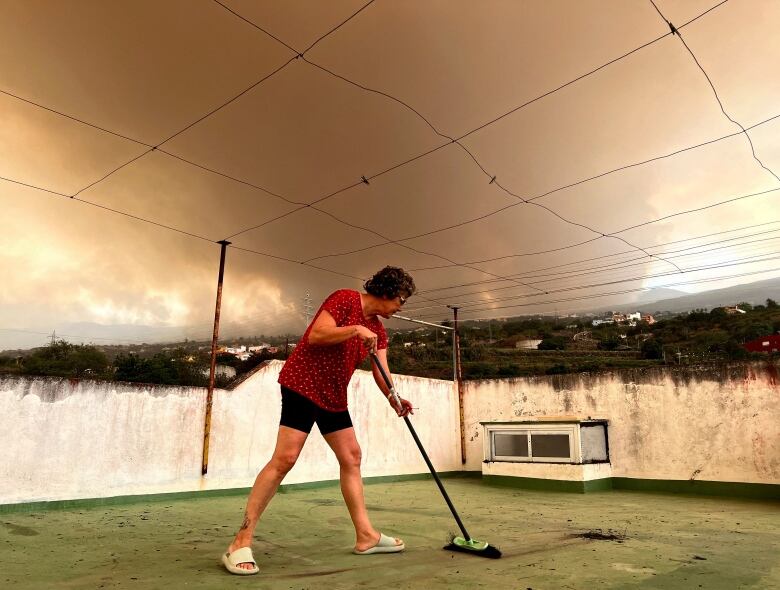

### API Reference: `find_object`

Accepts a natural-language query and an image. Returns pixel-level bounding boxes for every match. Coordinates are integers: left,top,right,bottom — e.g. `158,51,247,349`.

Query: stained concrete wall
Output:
463,363,780,485
206,361,460,490
0,375,207,505
0,362,459,505
2,361,777,505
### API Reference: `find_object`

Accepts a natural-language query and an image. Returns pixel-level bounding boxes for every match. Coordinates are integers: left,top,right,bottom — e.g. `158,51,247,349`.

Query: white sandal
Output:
353,532,405,555
222,546,259,575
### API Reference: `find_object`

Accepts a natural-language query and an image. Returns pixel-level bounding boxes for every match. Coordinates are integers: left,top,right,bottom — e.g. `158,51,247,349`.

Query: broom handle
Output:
370,353,471,541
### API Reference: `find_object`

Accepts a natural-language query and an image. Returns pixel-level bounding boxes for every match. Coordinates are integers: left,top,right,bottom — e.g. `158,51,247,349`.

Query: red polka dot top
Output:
278,289,388,411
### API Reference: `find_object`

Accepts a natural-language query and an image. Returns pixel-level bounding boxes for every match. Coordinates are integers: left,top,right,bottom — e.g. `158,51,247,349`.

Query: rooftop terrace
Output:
2,478,778,589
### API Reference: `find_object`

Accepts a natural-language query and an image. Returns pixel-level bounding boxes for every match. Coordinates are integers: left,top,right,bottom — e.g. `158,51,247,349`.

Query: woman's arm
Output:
307,310,378,351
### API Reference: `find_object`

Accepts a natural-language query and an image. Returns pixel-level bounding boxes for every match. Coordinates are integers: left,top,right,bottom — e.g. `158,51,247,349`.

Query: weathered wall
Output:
206,361,460,489
463,363,780,484
0,361,458,505
2,360,777,505
0,375,206,505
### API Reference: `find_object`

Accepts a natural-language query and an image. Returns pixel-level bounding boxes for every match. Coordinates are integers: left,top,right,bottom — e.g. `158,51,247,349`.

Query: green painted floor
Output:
1,479,778,589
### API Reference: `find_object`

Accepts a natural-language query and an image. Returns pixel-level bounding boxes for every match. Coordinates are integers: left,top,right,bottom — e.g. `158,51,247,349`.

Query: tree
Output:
21,340,109,378
640,338,663,360
767,298,778,309
538,336,566,350
598,336,620,351
216,352,239,367
114,353,177,385
737,323,774,342
114,349,208,386
724,339,748,360
0,355,22,373
462,342,488,361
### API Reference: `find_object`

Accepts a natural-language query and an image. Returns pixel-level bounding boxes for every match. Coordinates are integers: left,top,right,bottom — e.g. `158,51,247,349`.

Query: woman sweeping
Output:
222,266,416,575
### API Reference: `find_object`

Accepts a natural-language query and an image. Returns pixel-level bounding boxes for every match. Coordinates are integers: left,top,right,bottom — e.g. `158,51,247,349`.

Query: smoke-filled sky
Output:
2,0,780,350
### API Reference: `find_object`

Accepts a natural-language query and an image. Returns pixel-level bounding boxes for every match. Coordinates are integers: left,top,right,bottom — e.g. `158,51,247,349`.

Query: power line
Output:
611,186,780,237
237,0,733,262
404,183,780,296
455,0,728,143
408,245,780,314
214,0,721,253
648,0,780,185
410,209,780,272
163,3,381,147
4,1,737,291
6,0,377,215
300,0,376,55
0,328,151,344
211,0,751,288
411,223,780,300
295,109,780,264
411,252,780,316
292,4,774,277
422,234,780,306
408,265,780,321
3,0,764,313
0,88,156,147
212,0,299,54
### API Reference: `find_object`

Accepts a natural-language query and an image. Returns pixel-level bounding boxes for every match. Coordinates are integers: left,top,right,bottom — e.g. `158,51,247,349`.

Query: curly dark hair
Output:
364,266,416,299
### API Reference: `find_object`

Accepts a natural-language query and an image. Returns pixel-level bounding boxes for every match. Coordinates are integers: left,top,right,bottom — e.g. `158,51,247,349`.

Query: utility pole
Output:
202,240,230,476
448,306,466,465
50,330,56,345
302,292,313,325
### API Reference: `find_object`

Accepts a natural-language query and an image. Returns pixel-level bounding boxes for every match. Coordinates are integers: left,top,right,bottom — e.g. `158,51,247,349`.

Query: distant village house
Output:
744,335,780,353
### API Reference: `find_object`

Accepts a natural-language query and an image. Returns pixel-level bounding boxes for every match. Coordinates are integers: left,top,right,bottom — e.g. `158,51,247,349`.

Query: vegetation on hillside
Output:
1,299,778,385
0,340,285,387
383,298,780,379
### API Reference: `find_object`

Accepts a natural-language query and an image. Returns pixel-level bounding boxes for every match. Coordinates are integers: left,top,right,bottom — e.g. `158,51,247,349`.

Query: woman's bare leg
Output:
323,427,402,551
227,426,309,570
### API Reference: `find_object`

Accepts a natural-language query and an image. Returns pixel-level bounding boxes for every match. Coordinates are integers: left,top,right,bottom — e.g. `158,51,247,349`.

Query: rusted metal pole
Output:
450,306,466,465
202,240,230,475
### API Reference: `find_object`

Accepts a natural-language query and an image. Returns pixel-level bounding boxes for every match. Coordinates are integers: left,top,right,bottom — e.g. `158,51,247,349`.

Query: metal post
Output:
451,320,457,383
202,240,230,476
450,306,466,465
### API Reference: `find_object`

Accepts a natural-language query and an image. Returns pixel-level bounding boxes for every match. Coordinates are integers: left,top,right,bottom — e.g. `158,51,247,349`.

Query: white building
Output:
516,339,542,350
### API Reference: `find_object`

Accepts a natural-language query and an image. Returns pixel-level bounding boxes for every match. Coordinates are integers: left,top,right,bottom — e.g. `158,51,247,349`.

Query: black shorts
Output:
279,386,353,435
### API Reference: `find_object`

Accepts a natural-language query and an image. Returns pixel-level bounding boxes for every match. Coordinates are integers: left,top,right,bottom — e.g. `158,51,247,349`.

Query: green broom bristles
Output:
444,535,502,559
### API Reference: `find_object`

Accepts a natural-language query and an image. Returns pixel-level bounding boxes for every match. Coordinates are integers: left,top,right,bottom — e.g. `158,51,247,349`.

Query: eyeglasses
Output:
399,296,407,306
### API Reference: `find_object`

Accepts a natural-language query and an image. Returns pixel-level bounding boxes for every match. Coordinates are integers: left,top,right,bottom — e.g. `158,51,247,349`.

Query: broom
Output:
369,352,501,559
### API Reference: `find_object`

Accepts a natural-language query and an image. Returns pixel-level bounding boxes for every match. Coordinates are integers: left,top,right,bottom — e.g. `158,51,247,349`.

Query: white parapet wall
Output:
463,364,780,486
2,360,778,506
0,375,207,505
206,361,460,489
0,361,459,506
